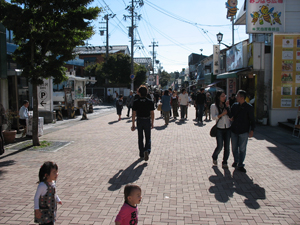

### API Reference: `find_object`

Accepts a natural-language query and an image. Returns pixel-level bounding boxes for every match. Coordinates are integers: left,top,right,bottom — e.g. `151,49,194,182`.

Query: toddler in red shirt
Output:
115,184,142,225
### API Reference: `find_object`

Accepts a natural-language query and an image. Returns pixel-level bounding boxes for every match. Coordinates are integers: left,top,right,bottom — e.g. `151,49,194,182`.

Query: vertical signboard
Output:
213,45,220,75
38,78,53,111
227,78,237,98
246,0,285,34
272,33,300,109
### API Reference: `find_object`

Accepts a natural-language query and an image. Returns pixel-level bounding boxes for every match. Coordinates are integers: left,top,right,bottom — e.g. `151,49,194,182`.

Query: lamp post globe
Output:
216,32,223,44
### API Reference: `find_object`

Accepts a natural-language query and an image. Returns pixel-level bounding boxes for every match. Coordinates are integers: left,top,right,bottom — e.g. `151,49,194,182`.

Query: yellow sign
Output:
272,34,300,109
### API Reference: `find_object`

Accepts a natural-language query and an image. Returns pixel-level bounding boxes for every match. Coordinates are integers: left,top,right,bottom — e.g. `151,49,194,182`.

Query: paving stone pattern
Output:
0,108,300,225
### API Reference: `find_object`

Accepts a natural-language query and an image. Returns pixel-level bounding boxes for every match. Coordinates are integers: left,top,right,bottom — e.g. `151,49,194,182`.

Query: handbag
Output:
210,119,220,137
157,103,162,111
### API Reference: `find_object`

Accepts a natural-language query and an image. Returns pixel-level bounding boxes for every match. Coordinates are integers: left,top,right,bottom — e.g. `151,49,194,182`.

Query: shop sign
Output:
38,78,53,111
272,33,300,109
227,78,237,97
226,42,243,71
246,0,285,34
213,45,220,75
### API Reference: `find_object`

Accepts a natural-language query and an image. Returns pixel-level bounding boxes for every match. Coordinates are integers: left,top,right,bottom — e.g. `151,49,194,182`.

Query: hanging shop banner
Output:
213,45,220,75
246,0,285,34
272,33,300,109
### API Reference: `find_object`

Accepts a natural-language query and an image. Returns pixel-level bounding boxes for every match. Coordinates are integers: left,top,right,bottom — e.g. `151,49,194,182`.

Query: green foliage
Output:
84,63,105,85
84,53,147,87
159,70,171,88
0,0,101,84
102,54,131,84
134,64,147,88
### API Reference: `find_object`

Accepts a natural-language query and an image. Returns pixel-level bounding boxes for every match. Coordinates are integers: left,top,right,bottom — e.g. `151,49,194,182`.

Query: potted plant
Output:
2,110,18,143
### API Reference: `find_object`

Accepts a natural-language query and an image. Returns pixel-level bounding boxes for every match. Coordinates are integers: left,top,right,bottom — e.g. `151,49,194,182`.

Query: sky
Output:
87,0,248,73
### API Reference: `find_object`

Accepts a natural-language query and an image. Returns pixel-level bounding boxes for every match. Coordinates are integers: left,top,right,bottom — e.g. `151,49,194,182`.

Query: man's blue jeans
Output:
231,132,249,168
212,128,231,165
197,104,204,122
137,118,151,158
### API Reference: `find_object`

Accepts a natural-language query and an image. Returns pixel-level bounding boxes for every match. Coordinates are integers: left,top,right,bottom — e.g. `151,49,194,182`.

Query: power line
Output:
144,0,232,28
142,18,195,53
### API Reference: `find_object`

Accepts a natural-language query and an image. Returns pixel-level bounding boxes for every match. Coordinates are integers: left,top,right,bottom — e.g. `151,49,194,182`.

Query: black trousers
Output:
137,118,151,157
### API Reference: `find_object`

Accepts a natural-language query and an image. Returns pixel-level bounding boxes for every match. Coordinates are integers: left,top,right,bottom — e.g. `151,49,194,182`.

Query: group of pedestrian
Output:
30,87,254,225
211,89,255,173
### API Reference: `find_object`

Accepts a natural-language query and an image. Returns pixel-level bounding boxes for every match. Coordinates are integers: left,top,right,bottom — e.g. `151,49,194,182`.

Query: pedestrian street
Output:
0,108,300,225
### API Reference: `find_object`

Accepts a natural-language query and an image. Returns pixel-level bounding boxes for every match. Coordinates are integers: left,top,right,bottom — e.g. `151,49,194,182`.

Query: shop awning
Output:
216,68,250,79
207,80,222,87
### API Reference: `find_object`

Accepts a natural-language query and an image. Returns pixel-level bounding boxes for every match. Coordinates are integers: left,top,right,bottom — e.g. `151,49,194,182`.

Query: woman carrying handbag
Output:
210,91,231,168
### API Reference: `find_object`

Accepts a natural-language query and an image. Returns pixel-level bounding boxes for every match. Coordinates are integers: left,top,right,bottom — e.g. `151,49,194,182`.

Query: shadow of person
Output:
154,125,167,130
232,169,266,209
0,160,16,178
208,166,234,203
175,120,186,125
108,159,147,191
108,120,119,125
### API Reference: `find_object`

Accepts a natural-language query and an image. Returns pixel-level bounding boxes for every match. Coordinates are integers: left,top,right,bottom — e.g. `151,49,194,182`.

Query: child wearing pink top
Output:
115,184,142,225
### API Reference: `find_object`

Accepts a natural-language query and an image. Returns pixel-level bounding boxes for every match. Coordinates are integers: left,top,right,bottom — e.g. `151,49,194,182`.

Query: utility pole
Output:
149,40,158,75
102,14,115,59
100,14,115,85
124,0,144,91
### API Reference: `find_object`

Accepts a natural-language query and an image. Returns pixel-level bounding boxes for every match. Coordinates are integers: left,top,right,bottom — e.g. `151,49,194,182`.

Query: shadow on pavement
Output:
0,160,16,178
209,166,265,209
254,125,300,169
154,125,167,130
194,122,207,127
108,158,147,191
267,147,300,170
175,120,187,125
0,145,33,160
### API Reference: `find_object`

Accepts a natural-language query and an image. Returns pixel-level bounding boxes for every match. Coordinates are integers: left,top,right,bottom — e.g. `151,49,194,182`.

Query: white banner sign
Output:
246,0,285,34
38,78,53,111
213,45,220,75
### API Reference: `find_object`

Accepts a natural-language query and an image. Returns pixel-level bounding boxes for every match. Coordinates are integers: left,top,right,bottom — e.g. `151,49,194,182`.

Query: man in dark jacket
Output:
195,87,206,123
230,90,255,173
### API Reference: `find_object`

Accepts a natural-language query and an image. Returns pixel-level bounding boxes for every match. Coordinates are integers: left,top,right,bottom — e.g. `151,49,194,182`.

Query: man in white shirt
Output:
19,100,29,137
178,89,189,120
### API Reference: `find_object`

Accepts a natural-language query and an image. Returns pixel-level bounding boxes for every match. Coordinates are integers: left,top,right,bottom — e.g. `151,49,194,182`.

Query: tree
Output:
102,54,131,84
84,63,106,86
83,53,147,89
134,64,147,89
159,70,171,88
0,0,101,146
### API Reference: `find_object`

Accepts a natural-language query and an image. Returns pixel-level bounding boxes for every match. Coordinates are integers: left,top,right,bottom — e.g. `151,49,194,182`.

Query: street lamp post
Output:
216,32,231,48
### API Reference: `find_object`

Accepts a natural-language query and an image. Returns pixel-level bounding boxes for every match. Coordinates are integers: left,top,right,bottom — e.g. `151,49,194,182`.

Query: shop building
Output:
234,0,300,126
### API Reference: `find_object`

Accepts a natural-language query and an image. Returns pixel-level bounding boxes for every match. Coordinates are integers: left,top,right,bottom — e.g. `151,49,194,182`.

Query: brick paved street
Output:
0,107,300,225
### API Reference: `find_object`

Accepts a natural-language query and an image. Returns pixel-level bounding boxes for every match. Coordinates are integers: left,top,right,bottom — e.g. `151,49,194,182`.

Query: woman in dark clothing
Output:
171,91,179,120
161,90,171,125
116,94,123,121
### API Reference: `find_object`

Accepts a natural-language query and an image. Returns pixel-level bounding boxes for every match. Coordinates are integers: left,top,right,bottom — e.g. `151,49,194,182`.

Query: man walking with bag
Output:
230,90,255,173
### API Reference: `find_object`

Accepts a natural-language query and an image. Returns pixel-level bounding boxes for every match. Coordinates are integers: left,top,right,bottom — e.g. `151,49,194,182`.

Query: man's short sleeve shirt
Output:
132,97,155,117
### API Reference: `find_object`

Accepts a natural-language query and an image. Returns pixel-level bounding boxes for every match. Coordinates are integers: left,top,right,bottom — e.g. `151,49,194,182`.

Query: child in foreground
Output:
34,161,62,225
115,184,142,225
